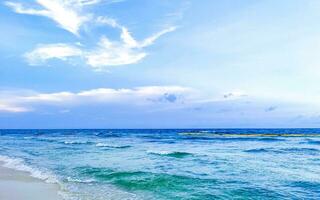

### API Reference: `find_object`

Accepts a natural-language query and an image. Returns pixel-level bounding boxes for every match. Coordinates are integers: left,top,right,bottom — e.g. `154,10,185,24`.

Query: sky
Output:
1,0,320,128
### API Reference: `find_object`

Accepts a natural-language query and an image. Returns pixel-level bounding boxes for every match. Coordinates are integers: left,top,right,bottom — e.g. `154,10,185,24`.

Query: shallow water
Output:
0,129,320,199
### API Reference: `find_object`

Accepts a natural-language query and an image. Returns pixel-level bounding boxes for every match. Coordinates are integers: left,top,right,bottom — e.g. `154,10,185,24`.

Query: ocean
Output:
0,129,319,199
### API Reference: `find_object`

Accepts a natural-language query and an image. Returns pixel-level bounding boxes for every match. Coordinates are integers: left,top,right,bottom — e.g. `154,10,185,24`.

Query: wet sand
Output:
0,165,62,200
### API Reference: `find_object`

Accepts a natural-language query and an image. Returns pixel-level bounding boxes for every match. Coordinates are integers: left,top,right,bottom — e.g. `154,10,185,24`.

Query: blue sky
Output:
1,0,320,128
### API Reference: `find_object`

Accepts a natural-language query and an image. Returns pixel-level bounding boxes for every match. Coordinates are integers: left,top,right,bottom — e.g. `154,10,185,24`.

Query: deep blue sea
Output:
0,129,320,200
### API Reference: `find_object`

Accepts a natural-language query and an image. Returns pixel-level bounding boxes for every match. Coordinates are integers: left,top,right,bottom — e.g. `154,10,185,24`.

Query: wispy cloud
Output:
6,0,177,70
86,26,176,70
25,43,83,65
85,36,147,70
4,0,96,35
25,26,176,70
120,26,177,48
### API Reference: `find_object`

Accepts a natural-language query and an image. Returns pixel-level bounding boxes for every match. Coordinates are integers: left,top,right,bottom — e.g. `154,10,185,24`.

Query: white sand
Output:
0,165,62,200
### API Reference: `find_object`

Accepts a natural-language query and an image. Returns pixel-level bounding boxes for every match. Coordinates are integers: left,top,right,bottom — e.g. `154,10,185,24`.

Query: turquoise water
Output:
0,129,320,199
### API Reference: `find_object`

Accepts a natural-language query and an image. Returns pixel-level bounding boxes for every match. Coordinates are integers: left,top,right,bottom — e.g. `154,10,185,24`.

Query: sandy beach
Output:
0,164,62,200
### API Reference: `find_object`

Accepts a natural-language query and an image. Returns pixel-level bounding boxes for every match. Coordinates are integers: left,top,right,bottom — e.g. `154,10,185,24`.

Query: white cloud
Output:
137,26,177,48
23,91,75,102
0,86,192,112
5,0,96,35
85,36,147,70
120,27,139,48
96,16,120,28
2,87,318,116
0,102,30,113
5,1,50,15
6,0,177,69
25,26,176,69
84,26,176,69
24,86,191,103
119,26,177,48
25,43,83,65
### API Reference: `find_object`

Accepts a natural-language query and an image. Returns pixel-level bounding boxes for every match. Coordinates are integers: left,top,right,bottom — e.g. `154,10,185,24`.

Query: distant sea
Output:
0,129,320,199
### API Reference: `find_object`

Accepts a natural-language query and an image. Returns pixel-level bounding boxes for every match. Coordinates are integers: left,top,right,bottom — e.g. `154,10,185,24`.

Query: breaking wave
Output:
0,155,58,183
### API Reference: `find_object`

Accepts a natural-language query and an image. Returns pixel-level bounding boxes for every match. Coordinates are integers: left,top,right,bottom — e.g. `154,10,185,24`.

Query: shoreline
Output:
0,163,62,200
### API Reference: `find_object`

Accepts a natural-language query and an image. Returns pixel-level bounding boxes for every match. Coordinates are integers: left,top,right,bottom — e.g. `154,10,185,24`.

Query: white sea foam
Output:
96,143,130,148
146,150,172,155
147,150,181,156
64,140,90,145
96,143,111,147
146,150,193,157
0,155,58,183
66,177,95,183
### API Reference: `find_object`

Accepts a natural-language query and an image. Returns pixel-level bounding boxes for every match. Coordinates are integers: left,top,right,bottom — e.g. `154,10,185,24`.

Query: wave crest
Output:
147,150,193,158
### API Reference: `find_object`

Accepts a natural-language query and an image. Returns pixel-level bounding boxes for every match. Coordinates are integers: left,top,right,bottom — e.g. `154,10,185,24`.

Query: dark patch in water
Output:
245,147,319,155
32,137,58,143
112,145,131,149
287,181,320,198
280,147,319,154
166,152,192,158
96,144,131,149
227,187,285,199
182,136,285,142
257,137,286,142
62,141,93,145
54,146,72,150
290,181,320,190
245,148,269,153
25,150,43,156
146,139,176,144
95,132,122,138
179,131,320,141
307,140,320,145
